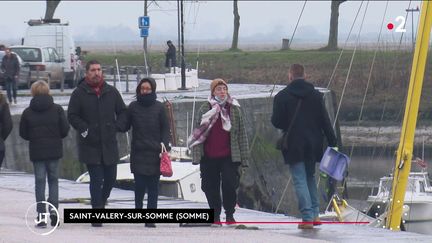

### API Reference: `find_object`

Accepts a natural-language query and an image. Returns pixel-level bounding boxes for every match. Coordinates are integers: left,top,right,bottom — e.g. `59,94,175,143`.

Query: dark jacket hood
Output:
30,94,54,112
287,79,315,98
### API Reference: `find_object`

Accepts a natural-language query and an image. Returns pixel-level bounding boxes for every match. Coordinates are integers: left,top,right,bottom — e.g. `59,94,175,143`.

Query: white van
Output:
23,19,81,87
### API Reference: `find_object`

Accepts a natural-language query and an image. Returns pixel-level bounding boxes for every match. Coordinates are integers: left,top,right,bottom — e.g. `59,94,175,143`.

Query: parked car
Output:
0,50,31,89
9,46,64,88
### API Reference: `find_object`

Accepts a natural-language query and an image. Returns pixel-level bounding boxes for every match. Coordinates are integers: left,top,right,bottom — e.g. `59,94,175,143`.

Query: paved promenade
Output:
1,170,432,243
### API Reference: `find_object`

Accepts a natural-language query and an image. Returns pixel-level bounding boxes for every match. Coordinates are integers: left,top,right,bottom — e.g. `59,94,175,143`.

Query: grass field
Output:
85,49,432,123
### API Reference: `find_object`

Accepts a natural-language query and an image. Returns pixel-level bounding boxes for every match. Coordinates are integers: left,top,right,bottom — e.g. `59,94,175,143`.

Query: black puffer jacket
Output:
271,79,337,165
0,100,12,152
117,100,170,175
67,80,126,165
19,95,70,162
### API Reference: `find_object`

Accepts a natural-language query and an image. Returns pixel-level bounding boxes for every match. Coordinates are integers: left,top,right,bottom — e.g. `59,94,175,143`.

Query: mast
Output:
386,1,432,231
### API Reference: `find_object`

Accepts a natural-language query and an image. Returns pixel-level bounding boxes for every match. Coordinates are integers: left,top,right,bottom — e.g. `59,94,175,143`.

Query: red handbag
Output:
160,143,173,177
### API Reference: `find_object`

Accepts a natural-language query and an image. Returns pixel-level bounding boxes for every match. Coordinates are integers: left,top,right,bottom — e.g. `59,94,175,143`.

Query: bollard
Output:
125,67,129,92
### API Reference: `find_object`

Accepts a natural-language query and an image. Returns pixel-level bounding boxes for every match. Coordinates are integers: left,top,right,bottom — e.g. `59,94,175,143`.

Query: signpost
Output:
138,16,150,37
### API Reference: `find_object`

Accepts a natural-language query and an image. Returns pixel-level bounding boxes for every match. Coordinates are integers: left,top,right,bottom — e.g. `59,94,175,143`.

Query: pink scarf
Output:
188,95,240,148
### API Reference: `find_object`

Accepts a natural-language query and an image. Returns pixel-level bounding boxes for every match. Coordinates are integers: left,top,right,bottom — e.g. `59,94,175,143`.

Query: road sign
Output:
140,28,149,37
139,16,150,28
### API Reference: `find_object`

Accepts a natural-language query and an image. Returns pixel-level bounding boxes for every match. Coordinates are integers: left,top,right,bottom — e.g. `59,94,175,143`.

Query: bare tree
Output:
321,0,346,50
229,0,240,51
44,0,61,20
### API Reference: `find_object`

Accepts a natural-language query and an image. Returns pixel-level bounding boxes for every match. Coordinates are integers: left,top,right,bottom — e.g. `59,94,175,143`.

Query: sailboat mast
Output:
386,1,432,231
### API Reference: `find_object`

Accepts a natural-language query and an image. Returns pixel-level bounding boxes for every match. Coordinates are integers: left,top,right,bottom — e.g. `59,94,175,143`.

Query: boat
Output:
366,170,432,222
76,147,207,203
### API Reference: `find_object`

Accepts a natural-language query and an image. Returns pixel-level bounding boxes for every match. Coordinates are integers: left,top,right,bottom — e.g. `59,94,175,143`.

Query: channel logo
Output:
25,201,60,236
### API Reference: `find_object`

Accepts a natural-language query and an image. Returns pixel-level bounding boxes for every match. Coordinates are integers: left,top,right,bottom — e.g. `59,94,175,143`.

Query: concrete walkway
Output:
1,170,432,243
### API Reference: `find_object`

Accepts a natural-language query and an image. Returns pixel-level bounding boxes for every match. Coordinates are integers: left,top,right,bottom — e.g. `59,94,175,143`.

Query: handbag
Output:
160,143,173,177
276,99,302,150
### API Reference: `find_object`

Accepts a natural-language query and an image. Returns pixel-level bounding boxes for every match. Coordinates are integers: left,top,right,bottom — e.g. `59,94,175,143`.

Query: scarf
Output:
187,95,240,148
85,77,104,97
137,92,157,107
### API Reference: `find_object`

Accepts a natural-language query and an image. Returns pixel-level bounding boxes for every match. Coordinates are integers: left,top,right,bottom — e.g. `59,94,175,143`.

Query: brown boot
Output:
298,221,314,229
313,217,322,226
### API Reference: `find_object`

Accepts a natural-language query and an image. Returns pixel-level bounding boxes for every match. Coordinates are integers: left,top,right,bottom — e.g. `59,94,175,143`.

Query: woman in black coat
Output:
19,80,70,228
0,90,12,169
117,77,170,228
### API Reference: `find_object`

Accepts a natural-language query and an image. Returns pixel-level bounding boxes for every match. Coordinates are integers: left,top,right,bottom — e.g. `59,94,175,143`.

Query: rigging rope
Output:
333,0,370,129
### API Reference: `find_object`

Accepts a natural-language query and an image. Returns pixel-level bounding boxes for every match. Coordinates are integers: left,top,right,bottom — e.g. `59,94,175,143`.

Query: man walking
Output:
271,64,337,229
1,48,19,104
67,60,126,227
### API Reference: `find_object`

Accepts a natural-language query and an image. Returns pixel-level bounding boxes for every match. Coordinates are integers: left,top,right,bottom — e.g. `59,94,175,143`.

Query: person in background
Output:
1,47,19,104
0,90,12,170
19,80,70,228
67,60,126,227
271,64,337,229
188,78,249,226
165,40,176,72
117,77,170,228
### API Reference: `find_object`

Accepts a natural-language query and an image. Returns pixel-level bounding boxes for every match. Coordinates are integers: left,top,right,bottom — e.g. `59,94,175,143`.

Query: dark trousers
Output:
0,150,5,169
133,174,160,209
86,164,117,209
200,156,240,217
5,77,17,102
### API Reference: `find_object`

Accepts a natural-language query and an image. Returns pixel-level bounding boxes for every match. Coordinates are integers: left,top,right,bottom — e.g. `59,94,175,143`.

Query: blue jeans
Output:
33,160,59,214
86,164,117,209
133,174,160,209
288,161,319,221
4,77,17,103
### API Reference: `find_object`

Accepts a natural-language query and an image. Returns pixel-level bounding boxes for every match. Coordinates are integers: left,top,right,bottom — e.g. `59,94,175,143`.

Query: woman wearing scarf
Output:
188,78,249,226
117,78,170,228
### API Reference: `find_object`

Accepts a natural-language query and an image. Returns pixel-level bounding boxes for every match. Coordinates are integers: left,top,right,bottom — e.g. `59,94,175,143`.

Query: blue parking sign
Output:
140,28,149,37
139,16,150,28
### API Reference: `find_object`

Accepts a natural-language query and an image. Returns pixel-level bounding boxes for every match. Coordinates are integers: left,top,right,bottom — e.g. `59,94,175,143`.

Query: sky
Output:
0,1,424,45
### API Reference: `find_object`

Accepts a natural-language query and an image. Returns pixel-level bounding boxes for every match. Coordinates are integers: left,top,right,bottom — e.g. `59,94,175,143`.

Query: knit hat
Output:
210,78,228,95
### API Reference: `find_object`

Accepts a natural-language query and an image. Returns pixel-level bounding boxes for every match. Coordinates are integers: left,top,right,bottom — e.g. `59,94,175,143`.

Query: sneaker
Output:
226,215,237,226
313,217,322,226
298,221,314,229
91,222,103,227
145,223,156,228
35,216,47,228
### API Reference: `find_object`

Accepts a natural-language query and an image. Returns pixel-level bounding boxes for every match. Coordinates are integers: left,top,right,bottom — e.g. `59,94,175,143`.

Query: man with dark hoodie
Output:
271,64,337,229
117,77,170,228
67,60,126,227
20,80,70,228
1,47,20,104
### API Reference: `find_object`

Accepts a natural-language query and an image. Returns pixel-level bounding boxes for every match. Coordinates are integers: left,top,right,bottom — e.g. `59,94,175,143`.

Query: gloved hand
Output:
331,147,339,151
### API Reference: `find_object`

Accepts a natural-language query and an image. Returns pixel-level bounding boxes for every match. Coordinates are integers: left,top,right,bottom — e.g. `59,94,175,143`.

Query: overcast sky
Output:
0,1,423,44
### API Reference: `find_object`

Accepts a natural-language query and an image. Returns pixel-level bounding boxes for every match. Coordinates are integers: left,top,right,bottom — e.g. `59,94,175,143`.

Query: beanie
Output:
210,78,228,95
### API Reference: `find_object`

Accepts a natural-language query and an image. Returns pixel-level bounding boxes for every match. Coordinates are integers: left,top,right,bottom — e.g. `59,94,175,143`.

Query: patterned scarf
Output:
187,95,240,148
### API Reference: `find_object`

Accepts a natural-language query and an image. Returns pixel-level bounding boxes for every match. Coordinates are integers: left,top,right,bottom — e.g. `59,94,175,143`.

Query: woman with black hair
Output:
117,78,170,228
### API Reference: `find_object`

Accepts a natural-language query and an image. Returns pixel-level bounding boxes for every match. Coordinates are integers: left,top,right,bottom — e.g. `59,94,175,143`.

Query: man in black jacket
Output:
165,40,176,71
1,48,20,104
271,64,337,229
67,60,126,227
